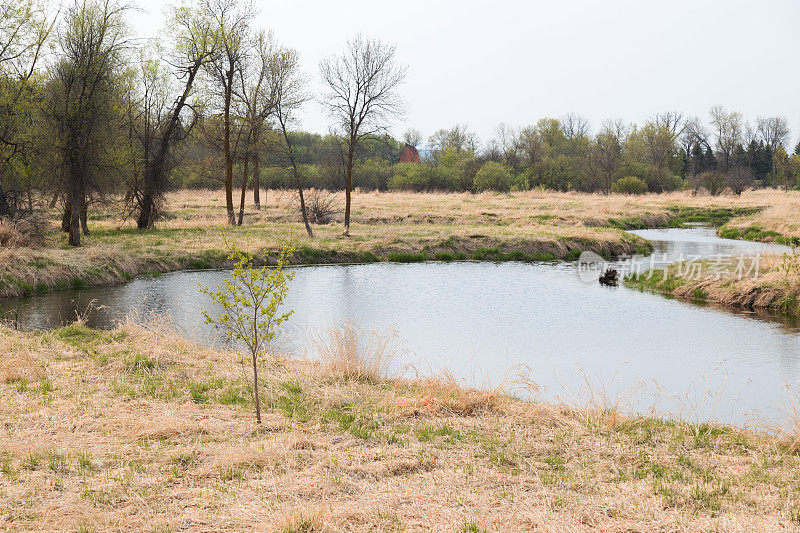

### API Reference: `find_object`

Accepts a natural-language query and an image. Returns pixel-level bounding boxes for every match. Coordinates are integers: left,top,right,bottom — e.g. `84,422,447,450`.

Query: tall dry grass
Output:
312,321,397,382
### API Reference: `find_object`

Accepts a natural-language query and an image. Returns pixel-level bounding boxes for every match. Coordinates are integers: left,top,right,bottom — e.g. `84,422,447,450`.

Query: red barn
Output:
398,144,421,163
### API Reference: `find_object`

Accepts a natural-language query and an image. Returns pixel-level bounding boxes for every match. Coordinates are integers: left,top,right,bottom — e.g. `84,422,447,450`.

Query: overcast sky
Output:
130,0,800,147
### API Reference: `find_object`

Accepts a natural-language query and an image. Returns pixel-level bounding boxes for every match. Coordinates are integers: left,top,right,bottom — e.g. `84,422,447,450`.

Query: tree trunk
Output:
253,154,261,210
237,157,248,226
252,349,261,424
297,173,312,238
49,192,58,209
223,70,235,226
137,190,154,230
80,198,89,235
137,59,205,231
344,144,354,236
68,185,81,247
61,200,71,233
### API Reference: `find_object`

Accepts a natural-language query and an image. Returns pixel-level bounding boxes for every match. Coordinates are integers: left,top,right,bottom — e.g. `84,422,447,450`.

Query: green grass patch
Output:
386,252,429,263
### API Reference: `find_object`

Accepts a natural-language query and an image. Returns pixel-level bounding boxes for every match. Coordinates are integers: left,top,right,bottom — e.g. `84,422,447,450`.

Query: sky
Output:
129,0,800,148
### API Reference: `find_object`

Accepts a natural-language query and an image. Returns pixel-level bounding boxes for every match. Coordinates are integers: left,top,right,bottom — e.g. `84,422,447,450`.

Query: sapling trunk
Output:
251,348,261,424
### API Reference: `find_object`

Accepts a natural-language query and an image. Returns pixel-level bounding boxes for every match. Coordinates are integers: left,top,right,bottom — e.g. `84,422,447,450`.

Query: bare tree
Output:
428,124,479,154
237,29,276,222
270,43,312,236
320,35,405,235
203,0,253,225
402,128,421,147
640,112,683,191
709,105,743,172
560,113,590,140
725,166,754,196
757,116,790,185
592,120,626,193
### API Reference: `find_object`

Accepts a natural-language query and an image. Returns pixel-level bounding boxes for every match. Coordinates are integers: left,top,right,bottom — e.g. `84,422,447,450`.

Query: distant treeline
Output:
173,112,800,196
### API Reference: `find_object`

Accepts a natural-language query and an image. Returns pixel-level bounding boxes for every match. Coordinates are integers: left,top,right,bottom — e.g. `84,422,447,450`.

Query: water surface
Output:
2,227,798,423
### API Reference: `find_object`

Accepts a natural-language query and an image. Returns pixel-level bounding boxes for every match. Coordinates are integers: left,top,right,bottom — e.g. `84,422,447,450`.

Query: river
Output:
2,227,797,423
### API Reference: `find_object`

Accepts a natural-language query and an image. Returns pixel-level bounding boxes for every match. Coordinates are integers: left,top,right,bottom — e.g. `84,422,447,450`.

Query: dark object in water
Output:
599,269,618,286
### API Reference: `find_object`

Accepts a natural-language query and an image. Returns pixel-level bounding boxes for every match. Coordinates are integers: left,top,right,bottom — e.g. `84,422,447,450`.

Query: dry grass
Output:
8,187,797,298
721,191,800,239
3,320,800,531
626,251,800,315
313,322,397,382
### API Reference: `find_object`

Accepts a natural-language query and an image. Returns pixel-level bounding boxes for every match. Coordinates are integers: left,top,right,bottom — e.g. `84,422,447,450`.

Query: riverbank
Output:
625,252,800,316
3,189,795,299
1,321,799,531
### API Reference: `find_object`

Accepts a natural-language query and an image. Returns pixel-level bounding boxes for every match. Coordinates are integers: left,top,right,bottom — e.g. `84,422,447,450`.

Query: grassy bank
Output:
624,253,800,316
1,321,800,531
716,190,800,246
4,188,798,299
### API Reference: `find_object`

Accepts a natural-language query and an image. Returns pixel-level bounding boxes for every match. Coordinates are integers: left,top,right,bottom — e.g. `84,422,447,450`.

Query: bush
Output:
611,176,647,195
725,167,754,195
697,171,725,196
354,159,392,190
510,172,530,191
388,163,430,191
473,161,512,192
260,166,292,189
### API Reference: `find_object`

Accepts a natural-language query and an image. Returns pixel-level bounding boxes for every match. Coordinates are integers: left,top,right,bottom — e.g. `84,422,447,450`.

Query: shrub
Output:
510,173,531,191
473,161,512,192
354,159,392,190
697,171,725,196
388,163,429,191
611,176,647,195
725,167,754,195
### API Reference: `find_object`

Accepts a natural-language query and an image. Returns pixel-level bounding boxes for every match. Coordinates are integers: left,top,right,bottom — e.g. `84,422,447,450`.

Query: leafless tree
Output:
320,35,405,235
428,124,478,154
757,116,790,184
560,113,590,140
270,42,312,236
402,128,421,147
640,112,683,191
709,105,743,172
592,120,625,193
237,29,276,222
725,166,754,196
203,0,253,225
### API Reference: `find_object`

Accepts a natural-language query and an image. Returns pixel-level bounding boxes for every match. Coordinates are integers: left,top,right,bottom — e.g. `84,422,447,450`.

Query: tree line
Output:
0,0,406,245
171,109,800,197
1,0,798,248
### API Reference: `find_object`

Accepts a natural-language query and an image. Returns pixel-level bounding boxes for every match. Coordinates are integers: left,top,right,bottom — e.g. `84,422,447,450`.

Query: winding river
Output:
2,227,798,423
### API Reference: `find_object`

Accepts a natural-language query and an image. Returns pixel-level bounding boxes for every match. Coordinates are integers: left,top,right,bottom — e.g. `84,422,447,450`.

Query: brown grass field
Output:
3,189,800,531
1,188,799,300
3,319,800,532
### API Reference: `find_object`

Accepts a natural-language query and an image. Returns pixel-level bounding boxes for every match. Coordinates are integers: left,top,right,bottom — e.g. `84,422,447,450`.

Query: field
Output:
3,320,800,531
2,188,799,299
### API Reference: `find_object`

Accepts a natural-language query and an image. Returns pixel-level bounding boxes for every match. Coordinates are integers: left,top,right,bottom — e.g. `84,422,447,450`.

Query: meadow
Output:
3,319,800,531
2,188,798,300
3,189,800,530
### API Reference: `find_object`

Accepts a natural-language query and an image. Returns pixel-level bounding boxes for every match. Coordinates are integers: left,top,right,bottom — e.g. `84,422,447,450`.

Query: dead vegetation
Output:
2,319,800,531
